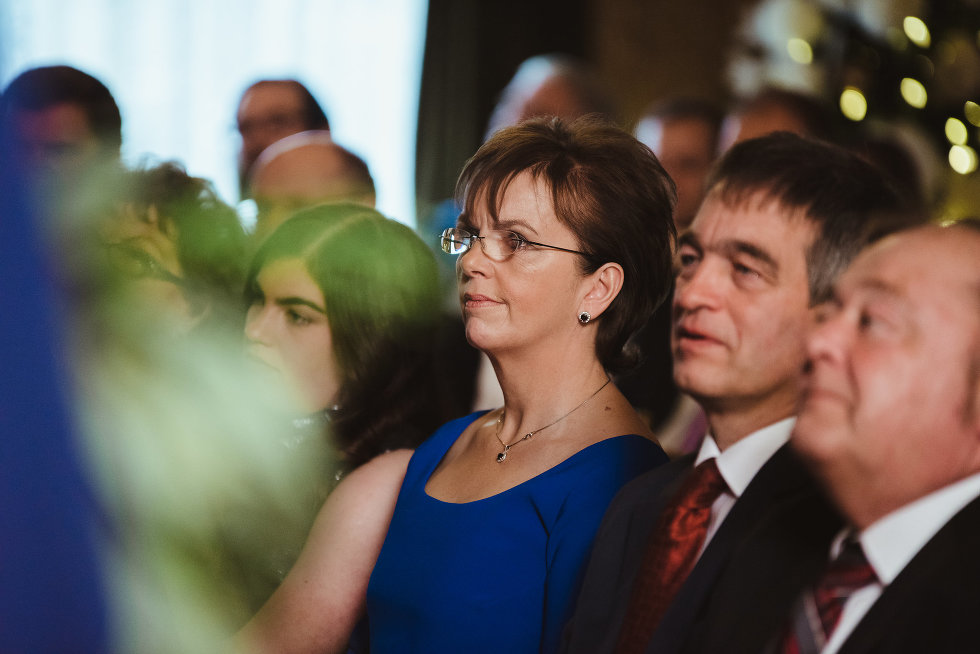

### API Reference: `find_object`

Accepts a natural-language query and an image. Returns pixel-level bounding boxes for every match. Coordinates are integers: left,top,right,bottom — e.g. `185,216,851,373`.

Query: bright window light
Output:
0,0,428,227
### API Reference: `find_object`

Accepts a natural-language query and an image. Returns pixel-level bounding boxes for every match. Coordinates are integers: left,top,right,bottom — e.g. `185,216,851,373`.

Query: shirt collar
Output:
854,471,980,585
694,417,795,498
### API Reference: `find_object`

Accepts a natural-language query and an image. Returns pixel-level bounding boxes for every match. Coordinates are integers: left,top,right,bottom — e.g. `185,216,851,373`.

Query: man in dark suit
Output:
686,222,980,654
561,132,916,654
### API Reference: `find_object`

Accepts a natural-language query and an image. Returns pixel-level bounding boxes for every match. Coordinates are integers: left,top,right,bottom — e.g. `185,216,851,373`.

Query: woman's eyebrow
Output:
493,217,538,236
276,296,326,314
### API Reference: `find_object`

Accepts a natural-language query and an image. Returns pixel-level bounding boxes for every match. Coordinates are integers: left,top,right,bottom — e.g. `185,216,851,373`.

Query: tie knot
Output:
684,458,729,508
821,536,877,594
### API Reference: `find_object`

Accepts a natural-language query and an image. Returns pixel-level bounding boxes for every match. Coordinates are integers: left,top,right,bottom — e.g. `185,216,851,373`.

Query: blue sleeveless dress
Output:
366,411,668,653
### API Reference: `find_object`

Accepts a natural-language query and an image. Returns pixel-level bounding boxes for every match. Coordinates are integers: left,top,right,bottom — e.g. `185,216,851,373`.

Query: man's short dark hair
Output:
240,79,330,131
706,131,921,304
1,65,122,153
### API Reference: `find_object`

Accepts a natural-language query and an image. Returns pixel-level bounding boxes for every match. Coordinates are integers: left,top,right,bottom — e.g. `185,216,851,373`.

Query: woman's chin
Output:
463,323,496,353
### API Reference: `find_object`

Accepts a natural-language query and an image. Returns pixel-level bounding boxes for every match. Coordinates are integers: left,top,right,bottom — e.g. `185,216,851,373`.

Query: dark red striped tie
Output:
615,458,729,654
777,536,877,654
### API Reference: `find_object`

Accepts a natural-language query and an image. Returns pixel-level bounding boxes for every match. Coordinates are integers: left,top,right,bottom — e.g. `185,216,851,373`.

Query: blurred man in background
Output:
248,130,374,241
236,79,330,199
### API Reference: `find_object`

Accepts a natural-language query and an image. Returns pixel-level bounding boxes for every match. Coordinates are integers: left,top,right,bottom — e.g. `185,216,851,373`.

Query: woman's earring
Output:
578,311,591,325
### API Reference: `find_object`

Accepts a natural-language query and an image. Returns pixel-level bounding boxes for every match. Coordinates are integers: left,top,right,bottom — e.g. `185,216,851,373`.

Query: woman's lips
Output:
463,293,501,309
245,348,280,373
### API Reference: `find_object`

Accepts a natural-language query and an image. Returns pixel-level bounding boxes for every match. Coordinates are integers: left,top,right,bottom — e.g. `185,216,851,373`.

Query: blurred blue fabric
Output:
0,159,110,652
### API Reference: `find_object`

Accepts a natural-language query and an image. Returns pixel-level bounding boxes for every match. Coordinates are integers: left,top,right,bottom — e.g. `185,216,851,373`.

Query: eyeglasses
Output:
440,227,590,262
106,243,185,287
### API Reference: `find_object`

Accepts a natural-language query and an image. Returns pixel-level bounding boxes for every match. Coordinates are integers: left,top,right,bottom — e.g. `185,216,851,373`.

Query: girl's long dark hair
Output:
245,203,448,469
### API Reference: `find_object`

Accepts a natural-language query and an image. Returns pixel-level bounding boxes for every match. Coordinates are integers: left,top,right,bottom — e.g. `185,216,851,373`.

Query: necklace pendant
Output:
496,451,507,463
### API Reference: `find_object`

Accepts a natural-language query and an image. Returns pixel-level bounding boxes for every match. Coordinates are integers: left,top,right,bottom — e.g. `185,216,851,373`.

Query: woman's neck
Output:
488,346,609,433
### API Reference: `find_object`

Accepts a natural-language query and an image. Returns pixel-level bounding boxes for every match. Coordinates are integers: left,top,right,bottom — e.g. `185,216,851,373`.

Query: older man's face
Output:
793,226,980,524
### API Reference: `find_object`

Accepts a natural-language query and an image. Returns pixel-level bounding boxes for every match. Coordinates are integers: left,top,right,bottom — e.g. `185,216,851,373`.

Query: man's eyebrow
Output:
276,296,326,314
677,230,700,250
723,240,780,273
855,278,914,307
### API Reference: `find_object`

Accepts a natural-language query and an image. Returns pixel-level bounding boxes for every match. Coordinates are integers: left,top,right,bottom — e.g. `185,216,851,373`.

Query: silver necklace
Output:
493,377,611,463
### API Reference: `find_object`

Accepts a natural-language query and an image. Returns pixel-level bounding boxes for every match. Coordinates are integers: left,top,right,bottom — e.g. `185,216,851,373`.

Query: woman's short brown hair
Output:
456,116,676,372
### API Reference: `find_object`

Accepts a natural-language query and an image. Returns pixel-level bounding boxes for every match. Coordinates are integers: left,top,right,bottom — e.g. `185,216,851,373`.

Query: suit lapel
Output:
648,444,831,654
836,495,980,654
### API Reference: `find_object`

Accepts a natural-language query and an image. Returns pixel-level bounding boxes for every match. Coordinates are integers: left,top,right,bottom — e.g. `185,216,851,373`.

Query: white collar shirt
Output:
822,471,980,654
692,416,795,556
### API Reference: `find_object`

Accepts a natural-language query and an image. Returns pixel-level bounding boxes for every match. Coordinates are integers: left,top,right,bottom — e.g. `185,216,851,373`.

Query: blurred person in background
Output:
0,64,125,233
234,203,452,653
247,131,375,242
718,86,835,153
1,64,122,179
483,53,619,140
634,98,722,232
365,117,673,653
60,169,322,652
236,78,330,200
620,98,724,454
102,161,248,336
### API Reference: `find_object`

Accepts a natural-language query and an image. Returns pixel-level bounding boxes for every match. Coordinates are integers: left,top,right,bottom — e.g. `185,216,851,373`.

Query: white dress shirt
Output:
822,471,980,654
692,417,795,556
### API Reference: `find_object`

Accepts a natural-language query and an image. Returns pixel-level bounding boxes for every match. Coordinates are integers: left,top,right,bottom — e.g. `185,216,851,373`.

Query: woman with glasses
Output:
234,203,451,652
366,117,676,653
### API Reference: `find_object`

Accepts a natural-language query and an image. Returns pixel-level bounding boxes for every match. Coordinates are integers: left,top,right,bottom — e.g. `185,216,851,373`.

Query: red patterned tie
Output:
777,537,877,654
615,458,729,654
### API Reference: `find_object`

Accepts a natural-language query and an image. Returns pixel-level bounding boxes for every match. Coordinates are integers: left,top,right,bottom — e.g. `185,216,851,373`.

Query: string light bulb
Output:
901,78,928,108
787,38,813,64
965,101,980,127
946,118,968,145
949,145,978,174
839,87,867,121
903,16,931,48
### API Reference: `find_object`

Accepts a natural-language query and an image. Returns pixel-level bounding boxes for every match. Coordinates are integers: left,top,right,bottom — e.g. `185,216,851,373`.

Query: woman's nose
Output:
458,236,492,278
244,304,272,343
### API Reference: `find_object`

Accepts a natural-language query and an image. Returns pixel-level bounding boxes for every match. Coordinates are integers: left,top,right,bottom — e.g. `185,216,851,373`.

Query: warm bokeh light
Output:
903,16,931,48
949,145,978,174
901,78,928,108
946,117,968,145
840,87,868,121
787,38,813,64
965,101,980,126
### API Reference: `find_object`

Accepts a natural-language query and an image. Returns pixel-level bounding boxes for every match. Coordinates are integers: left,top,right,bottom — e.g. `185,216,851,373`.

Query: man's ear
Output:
579,262,624,320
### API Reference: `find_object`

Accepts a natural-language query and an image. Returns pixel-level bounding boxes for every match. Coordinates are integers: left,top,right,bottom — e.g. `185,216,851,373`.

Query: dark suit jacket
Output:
684,491,980,654
835,493,980,653
561,442,828,654
679,480,842,654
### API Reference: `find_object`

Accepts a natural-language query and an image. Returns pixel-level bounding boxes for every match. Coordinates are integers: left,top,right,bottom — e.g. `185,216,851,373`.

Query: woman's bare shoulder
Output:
328,448,413,510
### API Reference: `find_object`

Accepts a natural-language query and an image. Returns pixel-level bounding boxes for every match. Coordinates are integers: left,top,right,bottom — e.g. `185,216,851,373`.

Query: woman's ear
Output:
579,262,624,320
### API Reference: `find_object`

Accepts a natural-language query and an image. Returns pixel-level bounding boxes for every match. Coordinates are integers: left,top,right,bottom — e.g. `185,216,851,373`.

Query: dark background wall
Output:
416,0,760,225
593,0,759,125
